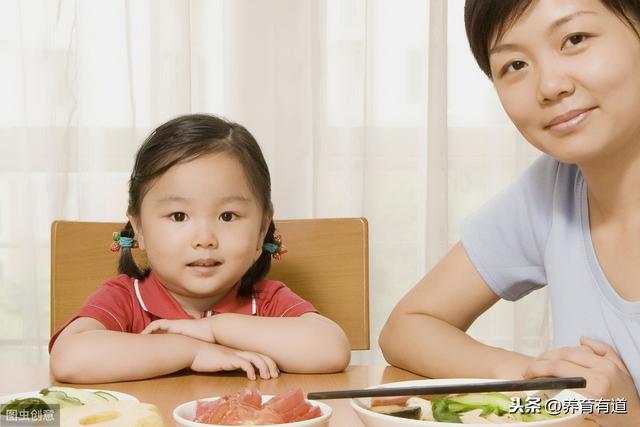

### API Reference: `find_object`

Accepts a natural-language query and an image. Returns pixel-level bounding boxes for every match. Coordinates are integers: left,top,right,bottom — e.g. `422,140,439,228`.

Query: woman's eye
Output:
562,33,587,49
219,212,236,222
503,60,527,75
170,212,187,222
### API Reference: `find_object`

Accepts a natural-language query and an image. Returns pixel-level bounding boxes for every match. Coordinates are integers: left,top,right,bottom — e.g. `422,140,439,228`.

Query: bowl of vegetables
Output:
350,379,586,426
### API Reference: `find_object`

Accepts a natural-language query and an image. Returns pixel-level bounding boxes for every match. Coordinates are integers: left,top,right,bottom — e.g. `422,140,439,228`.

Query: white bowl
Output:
350,379,586,427
173,395,332,427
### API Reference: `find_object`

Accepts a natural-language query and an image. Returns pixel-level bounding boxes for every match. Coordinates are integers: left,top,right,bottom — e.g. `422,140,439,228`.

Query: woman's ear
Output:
127,213,145,250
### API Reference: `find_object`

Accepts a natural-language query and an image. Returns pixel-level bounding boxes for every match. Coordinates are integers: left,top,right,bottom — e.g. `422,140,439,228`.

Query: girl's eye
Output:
562,33,588,49
170,212,187,222
219,212,236,222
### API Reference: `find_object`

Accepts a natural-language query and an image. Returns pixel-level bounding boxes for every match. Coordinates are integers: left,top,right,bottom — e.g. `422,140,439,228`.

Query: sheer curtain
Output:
0,0,549,365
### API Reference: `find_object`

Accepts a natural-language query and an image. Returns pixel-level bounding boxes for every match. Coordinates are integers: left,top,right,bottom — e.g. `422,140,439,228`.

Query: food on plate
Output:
194,387,322,425
368,392,568,423
1,387,119,414
61,401,164,427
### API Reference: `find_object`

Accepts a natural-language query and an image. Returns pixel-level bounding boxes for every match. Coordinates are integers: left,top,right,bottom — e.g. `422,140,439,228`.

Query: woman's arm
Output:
379,241,533,379
50,317,279,383
142,312,351,374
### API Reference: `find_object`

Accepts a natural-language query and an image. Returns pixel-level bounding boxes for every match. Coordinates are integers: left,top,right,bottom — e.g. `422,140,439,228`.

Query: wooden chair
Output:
50,218,370,349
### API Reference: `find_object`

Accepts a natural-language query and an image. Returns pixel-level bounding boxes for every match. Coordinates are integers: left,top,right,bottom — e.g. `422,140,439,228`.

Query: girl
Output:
49,114,350,383
380,1,640,426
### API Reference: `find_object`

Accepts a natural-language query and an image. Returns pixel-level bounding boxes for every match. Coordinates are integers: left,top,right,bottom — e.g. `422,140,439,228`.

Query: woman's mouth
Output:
544,107,595,133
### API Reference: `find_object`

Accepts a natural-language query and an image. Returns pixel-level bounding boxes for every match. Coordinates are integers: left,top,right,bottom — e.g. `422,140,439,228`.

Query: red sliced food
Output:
192,387,321,425
294,404,322,422
195,398,231,423
230,387,261,408
280,399,323,423
255,407,287,425
263,387,305,415
218,403,263,425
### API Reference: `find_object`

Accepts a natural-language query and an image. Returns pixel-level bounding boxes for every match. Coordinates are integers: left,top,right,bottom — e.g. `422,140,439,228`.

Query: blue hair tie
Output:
118,237,135,248
262,232,288,260
263,243,280,254
110,232,138,252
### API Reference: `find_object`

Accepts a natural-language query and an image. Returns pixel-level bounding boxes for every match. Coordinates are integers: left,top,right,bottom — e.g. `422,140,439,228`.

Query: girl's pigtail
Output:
238,221,276,298
117,221,147,280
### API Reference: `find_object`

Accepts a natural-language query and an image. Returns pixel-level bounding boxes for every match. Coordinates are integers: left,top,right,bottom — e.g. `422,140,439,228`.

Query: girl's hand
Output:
191,342,280,380
141,318,215,343
523,337,640,427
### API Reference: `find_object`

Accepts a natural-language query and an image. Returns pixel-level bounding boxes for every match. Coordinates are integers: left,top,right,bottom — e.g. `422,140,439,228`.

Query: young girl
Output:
380,1,640,426
49,114,350,383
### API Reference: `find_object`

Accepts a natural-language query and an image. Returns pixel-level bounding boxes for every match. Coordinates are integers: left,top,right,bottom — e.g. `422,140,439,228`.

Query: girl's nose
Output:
192,222,218,249
536,63,575,104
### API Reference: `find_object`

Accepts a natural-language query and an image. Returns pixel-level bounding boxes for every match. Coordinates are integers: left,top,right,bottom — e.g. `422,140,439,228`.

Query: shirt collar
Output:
136,272,254,319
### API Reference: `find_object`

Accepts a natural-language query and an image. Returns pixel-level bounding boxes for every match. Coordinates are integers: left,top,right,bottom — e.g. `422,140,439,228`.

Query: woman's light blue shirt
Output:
461,155,640,392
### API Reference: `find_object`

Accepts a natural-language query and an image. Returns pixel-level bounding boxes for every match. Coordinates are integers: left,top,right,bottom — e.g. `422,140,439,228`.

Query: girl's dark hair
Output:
119,114,276,298
465,0,640,78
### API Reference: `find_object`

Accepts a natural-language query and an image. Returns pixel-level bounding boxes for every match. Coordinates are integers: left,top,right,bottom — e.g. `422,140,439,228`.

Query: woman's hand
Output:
190,342,279,380
141,318,215,343
523,336,640,427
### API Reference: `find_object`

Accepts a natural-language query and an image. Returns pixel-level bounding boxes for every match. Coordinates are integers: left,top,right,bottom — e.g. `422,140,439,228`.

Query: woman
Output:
380,1,640,425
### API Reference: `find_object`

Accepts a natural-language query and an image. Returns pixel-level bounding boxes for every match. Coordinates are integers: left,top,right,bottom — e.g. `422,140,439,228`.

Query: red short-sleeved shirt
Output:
49,272,317,351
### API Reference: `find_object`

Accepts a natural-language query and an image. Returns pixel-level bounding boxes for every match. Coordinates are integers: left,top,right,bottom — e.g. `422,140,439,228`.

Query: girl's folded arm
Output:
379,241,533,379
49,317,203,383
209,312,351,374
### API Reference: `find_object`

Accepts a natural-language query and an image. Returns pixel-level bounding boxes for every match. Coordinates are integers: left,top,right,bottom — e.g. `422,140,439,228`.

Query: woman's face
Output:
489,0,640,164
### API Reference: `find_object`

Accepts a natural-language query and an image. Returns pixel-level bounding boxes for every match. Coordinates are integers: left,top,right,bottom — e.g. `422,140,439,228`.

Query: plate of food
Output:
1,386,164,427
0,386,138,411
349,379,587,426
173,387,331,427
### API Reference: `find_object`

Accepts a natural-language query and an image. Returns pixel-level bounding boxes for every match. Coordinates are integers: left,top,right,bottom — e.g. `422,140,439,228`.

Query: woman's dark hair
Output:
465,0,640,78
119,113,276,298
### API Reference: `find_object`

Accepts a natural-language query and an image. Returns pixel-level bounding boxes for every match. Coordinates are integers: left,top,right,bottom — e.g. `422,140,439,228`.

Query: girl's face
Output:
131,152,268,305
489,0,640,164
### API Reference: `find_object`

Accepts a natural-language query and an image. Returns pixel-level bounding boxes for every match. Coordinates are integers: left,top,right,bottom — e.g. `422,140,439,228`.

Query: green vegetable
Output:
1,388,122,419
93,391,118,401
448,392,512,415
40,389,83,407
1,398,51,415
431,392,565,423
431,398,462,423
44,387,108,405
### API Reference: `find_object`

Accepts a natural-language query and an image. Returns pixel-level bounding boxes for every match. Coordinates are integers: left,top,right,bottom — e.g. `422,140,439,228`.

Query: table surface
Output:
0,351,595,426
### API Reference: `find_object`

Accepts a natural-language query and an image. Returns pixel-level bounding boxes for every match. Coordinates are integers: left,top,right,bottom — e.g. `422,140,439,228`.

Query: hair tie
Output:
110,232,138,252
263,232,288,260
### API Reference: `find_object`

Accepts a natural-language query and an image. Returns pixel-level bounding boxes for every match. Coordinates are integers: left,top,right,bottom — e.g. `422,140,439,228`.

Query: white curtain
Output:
0,0,549,365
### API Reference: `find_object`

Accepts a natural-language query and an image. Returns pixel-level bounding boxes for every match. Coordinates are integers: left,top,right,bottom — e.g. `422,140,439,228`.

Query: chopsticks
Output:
306,377,586,400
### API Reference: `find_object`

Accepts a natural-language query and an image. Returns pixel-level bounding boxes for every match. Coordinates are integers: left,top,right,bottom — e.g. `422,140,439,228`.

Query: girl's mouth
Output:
187,259,222,273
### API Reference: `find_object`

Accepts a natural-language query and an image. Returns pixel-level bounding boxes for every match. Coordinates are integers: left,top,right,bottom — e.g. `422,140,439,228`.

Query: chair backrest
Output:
50,218,370,349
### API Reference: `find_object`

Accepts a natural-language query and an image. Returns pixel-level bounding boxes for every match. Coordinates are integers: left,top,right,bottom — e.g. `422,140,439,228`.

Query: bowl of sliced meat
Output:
173,387,331,427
